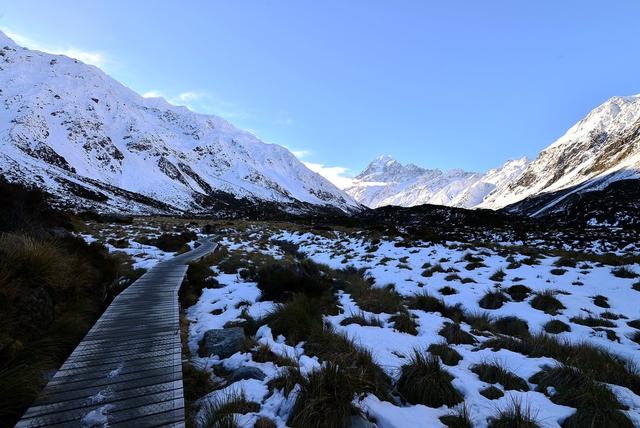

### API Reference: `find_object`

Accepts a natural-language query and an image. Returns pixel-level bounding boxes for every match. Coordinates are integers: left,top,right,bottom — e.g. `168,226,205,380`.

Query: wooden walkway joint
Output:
16,238,218,428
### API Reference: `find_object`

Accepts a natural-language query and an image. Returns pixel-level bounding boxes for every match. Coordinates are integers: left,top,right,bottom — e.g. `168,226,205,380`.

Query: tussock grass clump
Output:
627,319,640,329
181,257,220,307
480,385,504,400
154,231,196,252
570,315,615,328
288,363,370,428
479,290,508,310
439,323,477,345
340,312,383,327
439,405,473,428
628,331,640,345
463,253,484,263
464,311,494,333
554,257,577,268
488,398,539,428
482,333,640,396
254,417,277,428
544,319,571,334
549,268,567,276
253,259,337,311
251,343,297,367
465,261,487,270
493,316,529,338
611,266,639,278
439,286,458,295
408,292,464,320
337,268,403,314
504,284,532,302
397,351,463,407
265,294,324,344
489,268,506,282
471,362,529,391
389,311,419,335
428,343,462,366
197,389,260,428
529,365,633,428
592,295,610,308
268,365,305,397
530,290,565,315
304,327,391,399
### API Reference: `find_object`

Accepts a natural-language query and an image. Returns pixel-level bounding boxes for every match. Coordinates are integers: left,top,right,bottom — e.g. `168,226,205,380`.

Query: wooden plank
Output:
16,238,217,427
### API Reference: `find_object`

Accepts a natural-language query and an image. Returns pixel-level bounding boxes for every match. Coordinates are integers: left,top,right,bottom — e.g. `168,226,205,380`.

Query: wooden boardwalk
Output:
16,238,217,428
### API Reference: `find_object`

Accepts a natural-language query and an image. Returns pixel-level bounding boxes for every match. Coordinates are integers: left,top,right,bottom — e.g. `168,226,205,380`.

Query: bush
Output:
338,268,403,314
529,365,633,428
154,232,195,252
544,320,571,334
254,259,337,311
530,290,565,315
428,343,462,366
408,293,464,321
389,311,418,335
439,405,472,428
471,362,529,391
267,365,305,397
488,397,539,428
504,284,531,302
554,257,577,268
288,363,364,428
340,312,383,327
265,294,324,344
439,286,458,295
397,351,463,407
611,266,639,278
304,327,391,399
482,333,640,395
489,268,506,282
439,323,476,345
493,316,529,338
197,390,260,428
480,385,504,400
479,290,508,310
570,315,615,328
593,295,610,308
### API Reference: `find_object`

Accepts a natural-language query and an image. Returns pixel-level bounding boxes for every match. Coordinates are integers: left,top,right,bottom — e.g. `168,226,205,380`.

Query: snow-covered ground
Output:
185,224,640,428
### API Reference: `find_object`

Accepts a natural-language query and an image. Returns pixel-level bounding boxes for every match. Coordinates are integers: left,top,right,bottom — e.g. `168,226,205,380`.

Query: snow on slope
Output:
480,95,640,211
0,31,358,213
345,155,528,209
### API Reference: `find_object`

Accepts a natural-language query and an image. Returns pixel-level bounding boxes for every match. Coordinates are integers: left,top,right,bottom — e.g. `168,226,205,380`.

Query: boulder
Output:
200,328,245,358
229,366,266,383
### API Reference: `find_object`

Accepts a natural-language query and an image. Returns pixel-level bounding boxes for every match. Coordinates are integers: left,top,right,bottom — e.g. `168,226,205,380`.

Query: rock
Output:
200,328,245,358
229,366,266,383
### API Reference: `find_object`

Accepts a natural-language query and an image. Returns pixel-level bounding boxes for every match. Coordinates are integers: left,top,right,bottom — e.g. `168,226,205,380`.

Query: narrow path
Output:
16,238,217,428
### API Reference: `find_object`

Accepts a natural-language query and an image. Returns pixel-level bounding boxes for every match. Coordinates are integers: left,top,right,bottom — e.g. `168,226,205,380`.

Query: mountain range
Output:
346,95,640,215
1,29,639,218
0,31,357,215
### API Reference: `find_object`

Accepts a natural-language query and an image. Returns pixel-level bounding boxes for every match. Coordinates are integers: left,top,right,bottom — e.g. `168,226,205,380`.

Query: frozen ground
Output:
185,223,640,428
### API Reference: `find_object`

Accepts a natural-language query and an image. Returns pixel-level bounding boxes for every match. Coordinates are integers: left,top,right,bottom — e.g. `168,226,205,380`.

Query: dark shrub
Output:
265,294,324,344
480,385,504,400
504,284,532,302
493,316,529,338
544,320,571,334
471,362,529,391
530,290,565,315
397,351,463,407
488,398,539,428
439,323,476,345
570,315,615,328
612,266,639,278
479,290,508,310
428,343,462,366
389,311,418,335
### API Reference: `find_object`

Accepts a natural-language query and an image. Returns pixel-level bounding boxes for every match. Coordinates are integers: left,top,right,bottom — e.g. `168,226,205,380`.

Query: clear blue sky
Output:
2,1,640,182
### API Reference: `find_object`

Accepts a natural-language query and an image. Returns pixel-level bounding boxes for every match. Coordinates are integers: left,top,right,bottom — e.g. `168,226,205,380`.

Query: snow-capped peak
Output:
0,30,359,213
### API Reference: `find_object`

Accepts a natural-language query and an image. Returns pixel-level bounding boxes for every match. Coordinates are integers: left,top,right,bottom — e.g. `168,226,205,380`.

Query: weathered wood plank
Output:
16,238,217,427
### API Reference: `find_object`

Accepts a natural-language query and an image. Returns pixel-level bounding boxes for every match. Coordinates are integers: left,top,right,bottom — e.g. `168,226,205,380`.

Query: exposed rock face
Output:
0,31,358,214
345,155,528,209
480,95,640,213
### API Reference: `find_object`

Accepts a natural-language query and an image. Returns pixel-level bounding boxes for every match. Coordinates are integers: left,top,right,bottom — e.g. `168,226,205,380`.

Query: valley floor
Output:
90,219,640,428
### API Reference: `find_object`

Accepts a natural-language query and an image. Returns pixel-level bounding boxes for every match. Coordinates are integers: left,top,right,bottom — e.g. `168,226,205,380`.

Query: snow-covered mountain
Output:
345,155,528,209
0,31,358,214
480,95,640,214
